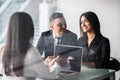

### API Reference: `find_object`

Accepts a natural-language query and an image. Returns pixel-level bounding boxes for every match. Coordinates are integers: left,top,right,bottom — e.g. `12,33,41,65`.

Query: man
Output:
37,12,77,59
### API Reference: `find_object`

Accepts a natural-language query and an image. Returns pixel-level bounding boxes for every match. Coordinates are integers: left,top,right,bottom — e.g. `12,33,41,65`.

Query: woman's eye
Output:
80,21,84,24
85,20,89,22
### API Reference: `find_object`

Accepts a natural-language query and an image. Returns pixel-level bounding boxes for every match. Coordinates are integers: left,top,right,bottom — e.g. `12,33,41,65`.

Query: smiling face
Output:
80,16,93,33
50,18,66,36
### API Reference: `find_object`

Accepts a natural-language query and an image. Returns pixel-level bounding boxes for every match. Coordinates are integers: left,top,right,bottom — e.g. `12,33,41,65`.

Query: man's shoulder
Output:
42,30,51,34
41,30,52,36
65,30,77,36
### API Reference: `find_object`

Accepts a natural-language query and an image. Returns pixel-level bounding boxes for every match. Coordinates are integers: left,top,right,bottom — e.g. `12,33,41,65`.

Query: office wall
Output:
22,0,42,23
56,0,120,60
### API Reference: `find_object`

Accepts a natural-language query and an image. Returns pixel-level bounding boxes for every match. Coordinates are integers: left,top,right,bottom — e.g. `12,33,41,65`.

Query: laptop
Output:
54,44,83,72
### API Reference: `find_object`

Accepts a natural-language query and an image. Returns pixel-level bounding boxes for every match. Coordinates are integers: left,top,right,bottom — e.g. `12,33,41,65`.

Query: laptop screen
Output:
54,44,83,72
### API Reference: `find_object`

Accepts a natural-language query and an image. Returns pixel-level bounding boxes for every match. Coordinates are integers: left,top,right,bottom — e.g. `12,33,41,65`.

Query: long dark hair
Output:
2,12,34,76
79,11,101,37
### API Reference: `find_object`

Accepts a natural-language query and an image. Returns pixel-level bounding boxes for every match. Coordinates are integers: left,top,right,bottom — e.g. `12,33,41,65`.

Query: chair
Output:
108,57,120,71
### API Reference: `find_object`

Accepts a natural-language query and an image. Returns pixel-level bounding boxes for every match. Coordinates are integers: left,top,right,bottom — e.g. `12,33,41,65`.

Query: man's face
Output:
50,18,66,36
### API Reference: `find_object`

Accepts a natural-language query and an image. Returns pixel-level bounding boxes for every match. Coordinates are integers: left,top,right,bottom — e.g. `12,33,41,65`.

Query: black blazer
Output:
37,30,77,58
78,35,110,68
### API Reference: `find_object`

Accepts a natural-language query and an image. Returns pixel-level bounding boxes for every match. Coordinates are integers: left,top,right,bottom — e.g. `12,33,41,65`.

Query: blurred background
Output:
0,0,120,79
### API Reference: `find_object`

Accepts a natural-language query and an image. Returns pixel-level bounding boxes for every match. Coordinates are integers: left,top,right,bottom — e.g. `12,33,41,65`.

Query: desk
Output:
57,68,116,80
0,68,116,80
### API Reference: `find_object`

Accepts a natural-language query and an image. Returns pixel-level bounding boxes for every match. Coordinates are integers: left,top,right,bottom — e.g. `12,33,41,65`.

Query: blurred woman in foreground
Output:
1,12,60,80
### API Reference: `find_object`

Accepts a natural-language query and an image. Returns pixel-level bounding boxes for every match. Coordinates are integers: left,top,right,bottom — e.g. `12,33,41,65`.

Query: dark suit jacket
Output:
37,30,77,58
78,35,110,68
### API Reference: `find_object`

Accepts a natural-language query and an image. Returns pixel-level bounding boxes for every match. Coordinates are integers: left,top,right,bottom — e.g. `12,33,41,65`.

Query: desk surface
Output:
57,68,116,80
0,68,116,80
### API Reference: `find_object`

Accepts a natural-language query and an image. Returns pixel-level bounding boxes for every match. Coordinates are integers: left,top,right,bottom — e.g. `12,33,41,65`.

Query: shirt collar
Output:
52,32,62,38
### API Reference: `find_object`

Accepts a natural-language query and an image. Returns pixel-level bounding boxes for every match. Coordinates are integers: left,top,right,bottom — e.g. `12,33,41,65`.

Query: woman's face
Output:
80,16,92,33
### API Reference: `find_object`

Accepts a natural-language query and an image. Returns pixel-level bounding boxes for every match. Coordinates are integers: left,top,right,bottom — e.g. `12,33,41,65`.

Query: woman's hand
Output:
44,56,60,68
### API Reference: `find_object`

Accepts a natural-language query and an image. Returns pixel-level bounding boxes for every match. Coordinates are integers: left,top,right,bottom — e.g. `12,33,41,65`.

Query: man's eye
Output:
58,23,62,27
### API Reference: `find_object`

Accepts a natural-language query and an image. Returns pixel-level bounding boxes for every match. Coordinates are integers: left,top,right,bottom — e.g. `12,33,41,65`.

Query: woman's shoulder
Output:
27,46,42,57
95,35,110,46
100,35,110,42
27,46,39,54
25,46,43,63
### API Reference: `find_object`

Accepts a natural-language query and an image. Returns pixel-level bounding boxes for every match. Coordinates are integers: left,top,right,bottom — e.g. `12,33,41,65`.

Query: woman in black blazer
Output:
78,11,110,69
